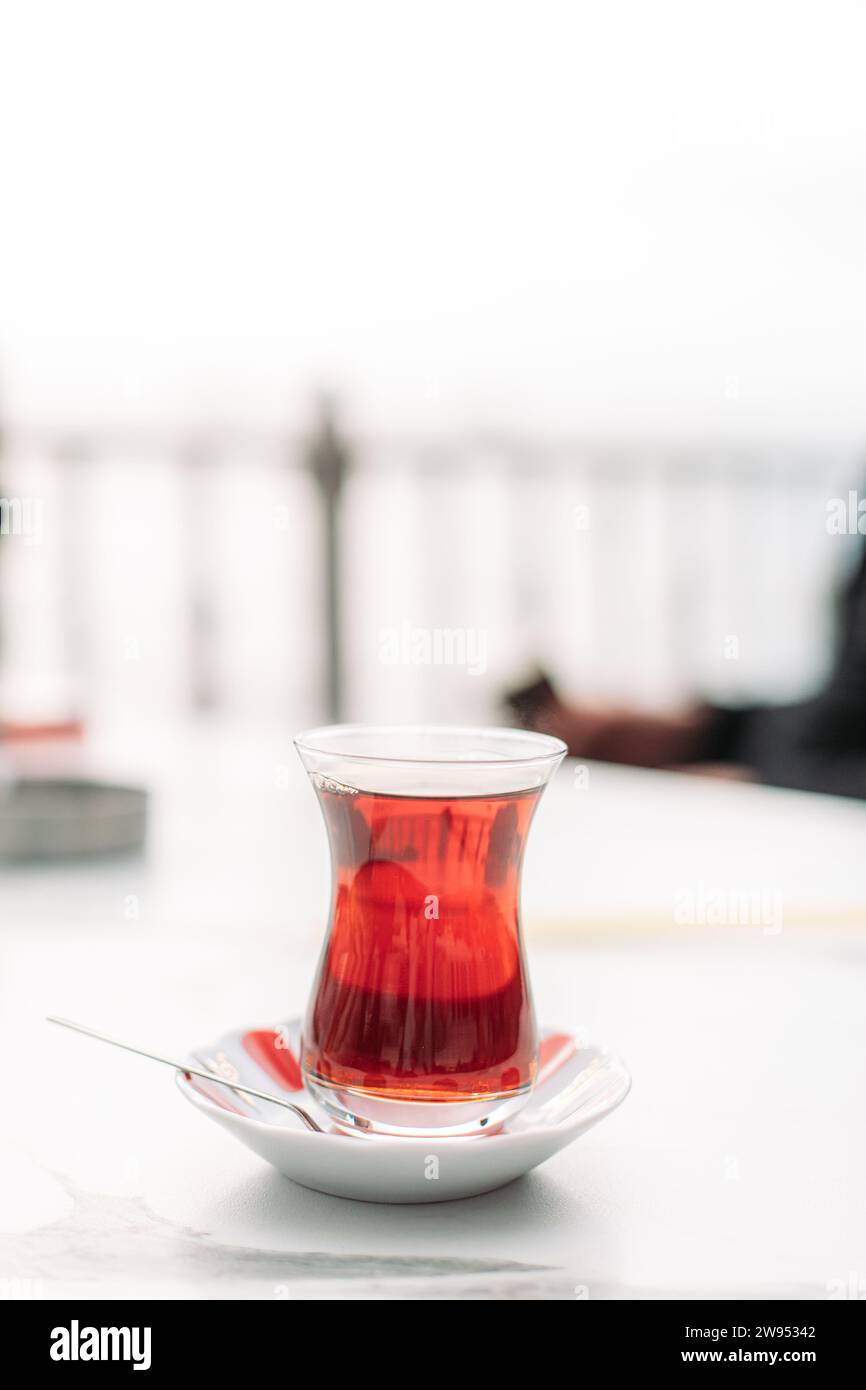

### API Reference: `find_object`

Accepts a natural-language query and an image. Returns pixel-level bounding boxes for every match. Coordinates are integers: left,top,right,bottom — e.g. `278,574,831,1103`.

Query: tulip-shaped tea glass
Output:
295,725,566,1136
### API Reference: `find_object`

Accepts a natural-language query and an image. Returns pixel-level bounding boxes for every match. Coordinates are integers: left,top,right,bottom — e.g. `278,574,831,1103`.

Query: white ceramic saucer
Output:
177,1019,631,1203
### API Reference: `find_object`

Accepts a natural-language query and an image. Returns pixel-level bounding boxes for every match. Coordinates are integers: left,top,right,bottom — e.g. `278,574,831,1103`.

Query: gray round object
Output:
0,778,148,860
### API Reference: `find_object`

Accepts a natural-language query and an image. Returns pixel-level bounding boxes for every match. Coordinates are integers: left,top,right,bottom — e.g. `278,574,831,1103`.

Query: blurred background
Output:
1,0,866,745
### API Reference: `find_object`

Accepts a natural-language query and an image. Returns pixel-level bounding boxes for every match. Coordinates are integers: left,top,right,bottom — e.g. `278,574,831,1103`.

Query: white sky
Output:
1,0,866,440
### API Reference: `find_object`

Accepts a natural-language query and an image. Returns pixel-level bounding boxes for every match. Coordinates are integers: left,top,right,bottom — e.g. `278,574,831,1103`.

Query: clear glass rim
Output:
294,722,567,769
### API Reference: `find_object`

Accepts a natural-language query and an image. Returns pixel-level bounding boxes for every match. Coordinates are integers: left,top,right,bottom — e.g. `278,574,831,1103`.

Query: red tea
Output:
302,784,541,1107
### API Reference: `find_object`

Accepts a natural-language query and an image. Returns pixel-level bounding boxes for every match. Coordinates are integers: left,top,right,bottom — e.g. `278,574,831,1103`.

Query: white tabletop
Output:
2,724,865,1300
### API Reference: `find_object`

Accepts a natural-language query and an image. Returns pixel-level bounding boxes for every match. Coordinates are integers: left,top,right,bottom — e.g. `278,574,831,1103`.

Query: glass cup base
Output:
304,1072,533,1138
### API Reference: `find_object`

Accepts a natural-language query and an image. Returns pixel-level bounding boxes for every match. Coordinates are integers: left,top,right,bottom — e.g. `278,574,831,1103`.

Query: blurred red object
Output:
0,720,84,742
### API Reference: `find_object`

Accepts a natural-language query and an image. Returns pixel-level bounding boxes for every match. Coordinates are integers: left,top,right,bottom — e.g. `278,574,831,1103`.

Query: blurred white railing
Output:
0,415,861,732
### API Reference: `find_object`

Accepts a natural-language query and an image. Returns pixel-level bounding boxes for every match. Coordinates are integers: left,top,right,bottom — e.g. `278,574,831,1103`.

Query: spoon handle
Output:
46,1015,324,1133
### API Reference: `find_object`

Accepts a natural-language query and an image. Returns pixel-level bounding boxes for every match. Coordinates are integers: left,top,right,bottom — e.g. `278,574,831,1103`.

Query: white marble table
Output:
2,725,865,1300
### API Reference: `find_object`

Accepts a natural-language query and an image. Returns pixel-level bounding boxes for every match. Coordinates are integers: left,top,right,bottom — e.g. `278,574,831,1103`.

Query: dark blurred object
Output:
503,671,557,731
506,675,720,772
508,539,866,800
308,397,349,722
0,779,147,861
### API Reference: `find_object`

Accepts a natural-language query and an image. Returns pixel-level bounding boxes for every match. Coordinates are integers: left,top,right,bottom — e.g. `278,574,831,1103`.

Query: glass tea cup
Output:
295,724,566,1136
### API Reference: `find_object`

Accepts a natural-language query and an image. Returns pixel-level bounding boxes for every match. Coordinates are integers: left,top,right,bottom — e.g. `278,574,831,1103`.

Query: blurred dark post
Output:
308,398,349,722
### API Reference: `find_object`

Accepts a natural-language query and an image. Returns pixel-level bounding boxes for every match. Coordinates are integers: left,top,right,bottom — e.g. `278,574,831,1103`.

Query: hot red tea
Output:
302,784,541,1110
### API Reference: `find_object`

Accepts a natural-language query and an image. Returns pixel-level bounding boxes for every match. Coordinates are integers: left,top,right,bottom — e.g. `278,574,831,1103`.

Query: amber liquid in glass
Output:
303,784,540,1106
